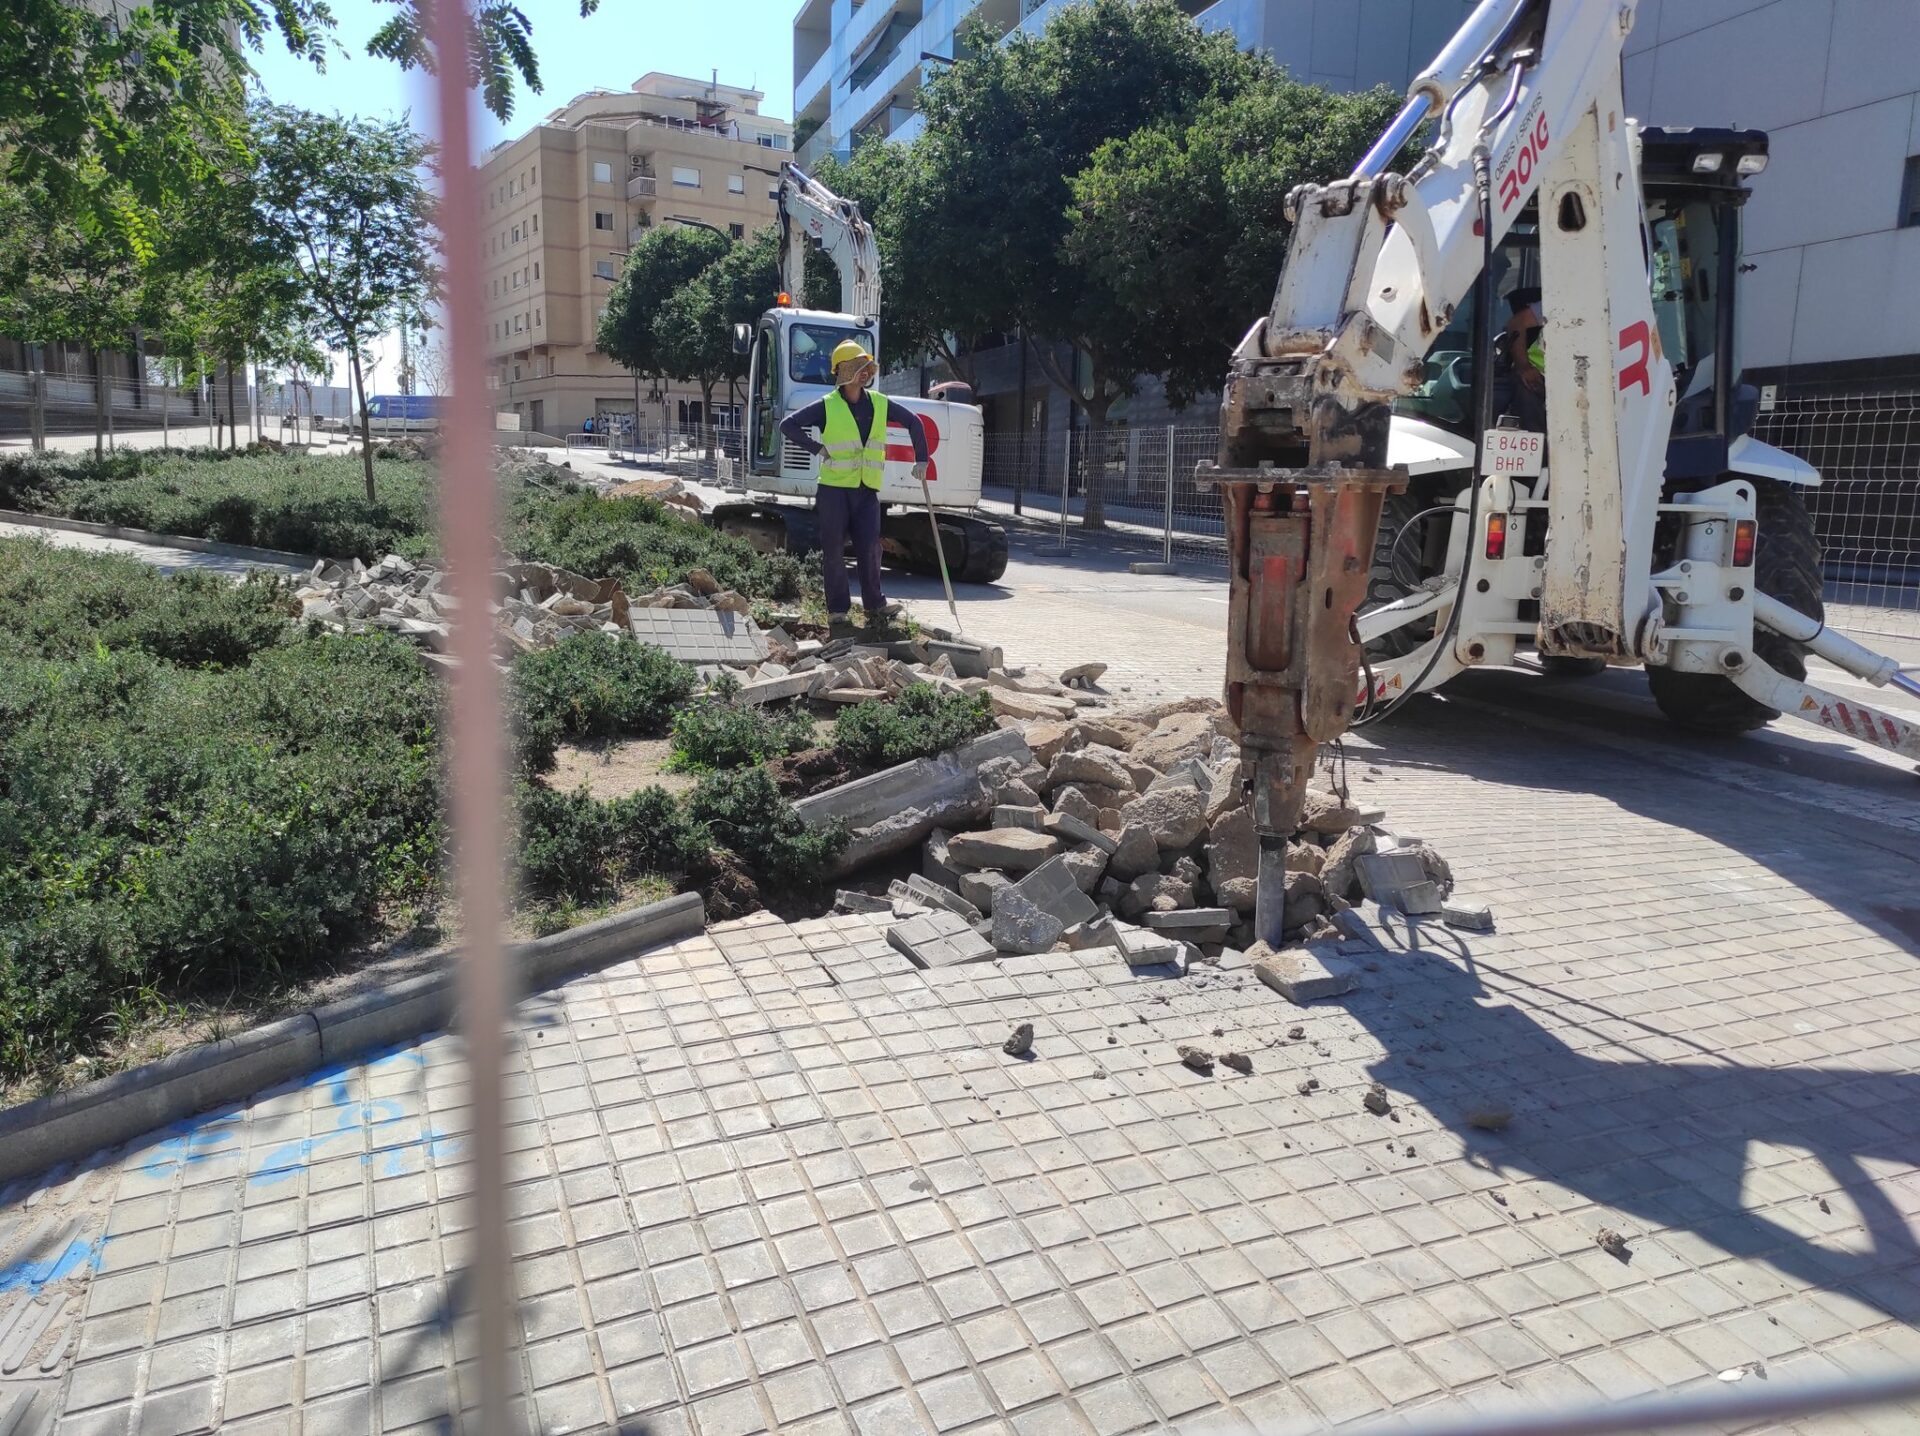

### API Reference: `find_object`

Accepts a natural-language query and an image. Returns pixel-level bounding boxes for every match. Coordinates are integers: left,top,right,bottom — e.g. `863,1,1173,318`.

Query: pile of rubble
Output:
733,643,1106,713
293,555,635,658
826,701,1481,999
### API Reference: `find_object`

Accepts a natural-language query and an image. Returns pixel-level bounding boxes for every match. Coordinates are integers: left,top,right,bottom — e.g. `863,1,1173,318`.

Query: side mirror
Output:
732,323,752,355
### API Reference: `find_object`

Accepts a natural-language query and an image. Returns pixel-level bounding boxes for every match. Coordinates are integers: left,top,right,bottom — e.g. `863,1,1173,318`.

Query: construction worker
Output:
779,339,928,630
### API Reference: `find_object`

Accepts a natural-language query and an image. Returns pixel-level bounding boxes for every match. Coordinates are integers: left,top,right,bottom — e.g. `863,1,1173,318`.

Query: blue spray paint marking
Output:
0,1236,106,1296
248,1045,459,1187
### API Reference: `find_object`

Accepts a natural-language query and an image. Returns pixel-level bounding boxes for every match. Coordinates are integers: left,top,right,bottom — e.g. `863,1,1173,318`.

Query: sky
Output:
245,0,796,392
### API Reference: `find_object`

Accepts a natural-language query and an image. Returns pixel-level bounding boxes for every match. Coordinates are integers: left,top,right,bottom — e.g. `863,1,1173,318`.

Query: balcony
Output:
627,173,657,201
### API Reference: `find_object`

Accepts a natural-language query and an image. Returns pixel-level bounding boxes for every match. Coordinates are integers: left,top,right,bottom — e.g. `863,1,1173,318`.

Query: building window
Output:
534,261,540,280
512,272,520,289
594,259,617,279
536,308,542,327
514,314,522,332
531,165,536,186
729,223,745,239
593,161,613,183
511,224,520,243
531,214,538,232
594,211,614,231
728,174,744,194
1902,156,1920,229
672,166,700,188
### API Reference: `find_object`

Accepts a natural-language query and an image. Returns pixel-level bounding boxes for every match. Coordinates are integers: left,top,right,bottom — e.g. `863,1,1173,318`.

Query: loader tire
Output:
1539,655,1608,678
1647,478,1824,734
1361,490,1445,660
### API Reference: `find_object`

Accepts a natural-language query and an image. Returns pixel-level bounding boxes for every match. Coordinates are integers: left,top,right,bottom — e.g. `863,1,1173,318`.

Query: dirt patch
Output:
766,745,856,799
548,736,695,800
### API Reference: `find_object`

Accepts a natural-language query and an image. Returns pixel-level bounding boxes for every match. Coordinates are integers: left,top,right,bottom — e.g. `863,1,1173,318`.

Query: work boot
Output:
827,612,859,639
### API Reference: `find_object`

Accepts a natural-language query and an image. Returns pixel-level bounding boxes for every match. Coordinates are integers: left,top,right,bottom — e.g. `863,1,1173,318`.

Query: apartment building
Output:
482,72,792,437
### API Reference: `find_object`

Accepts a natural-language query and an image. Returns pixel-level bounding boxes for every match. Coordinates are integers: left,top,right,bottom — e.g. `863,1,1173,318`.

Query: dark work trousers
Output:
817,483,886,617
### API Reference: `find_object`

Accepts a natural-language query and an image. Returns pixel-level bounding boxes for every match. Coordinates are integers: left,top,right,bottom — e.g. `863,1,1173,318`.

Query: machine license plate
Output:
1482,428,1544,477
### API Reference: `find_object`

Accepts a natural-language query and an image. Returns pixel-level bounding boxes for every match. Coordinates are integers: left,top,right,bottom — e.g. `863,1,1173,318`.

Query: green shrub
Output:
515,783,706,904
668,697,816,771
831,684,993,770
510,632,695,746
0,539,294,667
683,768,845,891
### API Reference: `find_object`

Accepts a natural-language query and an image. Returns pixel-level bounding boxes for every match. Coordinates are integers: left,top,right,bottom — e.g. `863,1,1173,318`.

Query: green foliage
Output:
0,539,294,669
830,684,993,770
0,547,445,1077
0,448,817,603
0,447,440,560
684,769,846,891
515,784,705,904
505,486,812,602
251,104,439,498
1068,79,1405,405
598,225,731,380
510,632,695,744
669,697,816,772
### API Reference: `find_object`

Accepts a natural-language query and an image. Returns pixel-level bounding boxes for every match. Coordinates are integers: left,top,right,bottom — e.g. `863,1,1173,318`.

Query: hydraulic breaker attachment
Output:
1198,347,1404,946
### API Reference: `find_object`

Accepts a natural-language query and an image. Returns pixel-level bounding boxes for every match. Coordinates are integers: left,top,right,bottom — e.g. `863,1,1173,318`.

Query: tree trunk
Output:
348,345,376,500
93,349,106,456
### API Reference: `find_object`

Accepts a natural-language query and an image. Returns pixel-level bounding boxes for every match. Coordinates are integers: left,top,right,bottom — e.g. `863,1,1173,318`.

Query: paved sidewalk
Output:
3,700,1917,1434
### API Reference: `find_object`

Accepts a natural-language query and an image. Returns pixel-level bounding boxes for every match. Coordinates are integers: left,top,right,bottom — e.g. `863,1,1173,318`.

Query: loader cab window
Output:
1647,196,1724,417
1396,222,1540,431
753,326,780,466
788,324,866,385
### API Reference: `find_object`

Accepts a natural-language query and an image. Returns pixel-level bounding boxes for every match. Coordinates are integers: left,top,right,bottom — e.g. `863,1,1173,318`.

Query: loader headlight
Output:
1691,152,1724,173
1736,153,1768,176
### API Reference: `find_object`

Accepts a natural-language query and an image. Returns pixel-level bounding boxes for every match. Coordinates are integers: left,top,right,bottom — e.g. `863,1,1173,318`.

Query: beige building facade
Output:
481,73,791,438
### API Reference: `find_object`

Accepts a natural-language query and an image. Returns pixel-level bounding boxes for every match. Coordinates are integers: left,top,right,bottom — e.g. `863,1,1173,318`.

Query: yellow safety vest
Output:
818,390,888,490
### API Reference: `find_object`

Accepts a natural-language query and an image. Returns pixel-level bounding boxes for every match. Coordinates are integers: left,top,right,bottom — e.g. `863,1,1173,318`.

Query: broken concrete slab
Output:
834,890,893,915
958,870,1012,914
628,607,768,664
1008,856,1100,929
1047,745,1135,793
894,875,983,922
946,827,1063,873
796,728,1031,878
1356,851,1445,914
737,671,815,706
1299,787,1365,836
1442,900,1494,932
1060,846,1107,894
1120,785,1207,851
1060,662,1107,687
1253,945,1361,1004
1064,916,1119,951
1113,923,1183,970
992,888,1065,956
924,829,961,889
990,689,1078,722
1107,824,1160,882
923,638,1002,679
1142,908,1233,936
1044,812,1116,854
888,910,997,969
992,805,1048,831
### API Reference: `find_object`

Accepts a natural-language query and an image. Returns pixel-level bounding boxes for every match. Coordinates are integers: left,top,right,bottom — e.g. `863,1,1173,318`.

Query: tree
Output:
914,0,1260,525
599,225,730,436
1067,77,1406,409
0,179,146,454
652,231,781,458
252,104,437,499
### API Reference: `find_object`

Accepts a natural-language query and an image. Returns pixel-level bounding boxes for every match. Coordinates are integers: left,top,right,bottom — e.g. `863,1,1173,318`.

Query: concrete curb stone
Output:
0,891,705,1188
0,508,315,569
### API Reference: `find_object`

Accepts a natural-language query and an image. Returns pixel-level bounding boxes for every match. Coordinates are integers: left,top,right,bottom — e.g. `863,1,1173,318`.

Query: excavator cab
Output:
743,308,880,480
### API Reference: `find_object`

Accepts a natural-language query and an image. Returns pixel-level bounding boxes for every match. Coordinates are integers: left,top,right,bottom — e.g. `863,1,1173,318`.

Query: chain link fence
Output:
1753,391,1920,642
981,423,1227,565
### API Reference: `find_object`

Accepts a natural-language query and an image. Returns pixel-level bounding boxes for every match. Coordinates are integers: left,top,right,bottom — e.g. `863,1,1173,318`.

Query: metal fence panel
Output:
1753,391,1920,641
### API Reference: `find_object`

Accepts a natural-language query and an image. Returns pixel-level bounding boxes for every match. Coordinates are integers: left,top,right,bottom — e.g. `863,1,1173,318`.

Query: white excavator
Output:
1206,0,1920,944
714,163,1010,584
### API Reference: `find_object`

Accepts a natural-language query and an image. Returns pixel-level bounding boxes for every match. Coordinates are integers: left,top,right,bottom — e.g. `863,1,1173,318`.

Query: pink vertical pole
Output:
423,3,516,1430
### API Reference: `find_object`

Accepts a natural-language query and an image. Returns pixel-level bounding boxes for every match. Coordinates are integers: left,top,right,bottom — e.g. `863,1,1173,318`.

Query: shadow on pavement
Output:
1344,696,1920,1323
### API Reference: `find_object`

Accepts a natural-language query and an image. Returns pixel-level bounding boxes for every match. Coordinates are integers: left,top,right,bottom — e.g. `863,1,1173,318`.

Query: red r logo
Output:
1618,321,1651,395
886,414,941,482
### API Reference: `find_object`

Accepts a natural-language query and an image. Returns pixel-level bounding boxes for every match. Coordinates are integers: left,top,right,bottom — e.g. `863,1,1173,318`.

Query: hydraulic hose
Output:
1358,142,1498,726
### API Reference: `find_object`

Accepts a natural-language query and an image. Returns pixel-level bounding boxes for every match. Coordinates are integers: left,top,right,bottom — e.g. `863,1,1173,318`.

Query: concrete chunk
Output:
993,805,1048,831
1442,900,1494,932
924,829,960,889
959,870,1012,914
1044,811,1116,854
896,875,983,922
1114,924,1183,970
991,888,1065,956
1356,852,1443,914
1008,856,1100,929
1253,945,1360,1004
946,827,1063,872
835,890,893,915
888,910,997,968
1142,908,1233,933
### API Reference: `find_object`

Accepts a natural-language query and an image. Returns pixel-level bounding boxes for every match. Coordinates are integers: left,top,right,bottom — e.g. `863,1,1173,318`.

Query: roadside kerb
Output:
0,508,316,569
0,891,705,1189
